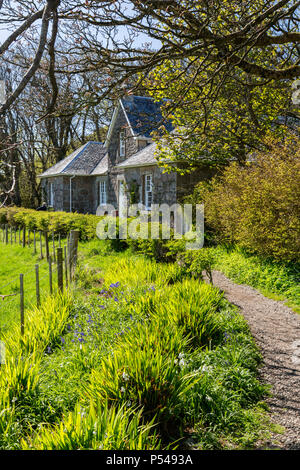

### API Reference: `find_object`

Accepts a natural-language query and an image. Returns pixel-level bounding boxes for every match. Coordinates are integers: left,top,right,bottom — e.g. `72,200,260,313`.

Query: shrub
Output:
0,207,103,240
176,248,218,283
191,133,300,261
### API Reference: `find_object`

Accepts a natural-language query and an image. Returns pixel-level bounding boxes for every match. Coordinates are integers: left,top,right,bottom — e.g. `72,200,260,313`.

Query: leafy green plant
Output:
192,133,300,261
20,402,161,450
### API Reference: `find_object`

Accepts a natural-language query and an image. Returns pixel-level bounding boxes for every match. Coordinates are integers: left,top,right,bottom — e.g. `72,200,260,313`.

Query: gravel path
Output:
210,270,300,450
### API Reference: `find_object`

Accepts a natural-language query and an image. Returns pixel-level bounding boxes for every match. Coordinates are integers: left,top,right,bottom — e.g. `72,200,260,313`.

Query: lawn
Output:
0,238,276,450
0,236,66,335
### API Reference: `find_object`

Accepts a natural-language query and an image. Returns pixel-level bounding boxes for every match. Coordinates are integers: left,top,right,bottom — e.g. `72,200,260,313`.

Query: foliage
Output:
21,403,160,450
147,60,293,169
176,248,218,284
0,206,103,240
190,134,300,261
210,245,300,312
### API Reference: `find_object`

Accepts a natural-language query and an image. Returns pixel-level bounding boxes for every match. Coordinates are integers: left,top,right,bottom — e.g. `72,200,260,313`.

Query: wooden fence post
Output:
68,230,79,282
64,245,68,289
33,230,37,255
22,227,26,248
57,247,63,293
35,264,40,307
39,231,43,259
20,274,24,336
52,232,56,263
49,256,53,295
45,231,49,261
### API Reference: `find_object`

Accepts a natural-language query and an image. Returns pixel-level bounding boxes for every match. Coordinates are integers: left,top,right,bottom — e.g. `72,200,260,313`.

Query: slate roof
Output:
120,96,173,138
39,142,106,177
91,153,109,175
116,142,158,168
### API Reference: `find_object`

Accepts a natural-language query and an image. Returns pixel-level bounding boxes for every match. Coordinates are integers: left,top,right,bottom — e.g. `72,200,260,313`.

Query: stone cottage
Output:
39,95,213,214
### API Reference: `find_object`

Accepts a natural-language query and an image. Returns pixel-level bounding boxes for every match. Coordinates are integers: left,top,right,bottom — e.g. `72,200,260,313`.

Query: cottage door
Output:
118,180,127,218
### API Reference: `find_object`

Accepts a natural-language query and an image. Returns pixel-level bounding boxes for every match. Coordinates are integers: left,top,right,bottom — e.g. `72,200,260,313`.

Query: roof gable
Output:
105,95,173,147
121,96,173,138
116,142,157,168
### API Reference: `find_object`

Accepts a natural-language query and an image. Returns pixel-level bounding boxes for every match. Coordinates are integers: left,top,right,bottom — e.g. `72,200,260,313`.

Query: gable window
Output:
49,182,54,206
98,180,107,206
145,174,153,210
119,130,126,157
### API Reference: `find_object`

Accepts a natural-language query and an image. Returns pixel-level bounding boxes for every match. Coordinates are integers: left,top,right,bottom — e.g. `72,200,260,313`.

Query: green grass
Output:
0,237,65,336
211,246,300,314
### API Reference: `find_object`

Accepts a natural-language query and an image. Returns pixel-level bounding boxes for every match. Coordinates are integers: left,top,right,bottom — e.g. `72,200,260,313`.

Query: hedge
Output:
0,207,102,241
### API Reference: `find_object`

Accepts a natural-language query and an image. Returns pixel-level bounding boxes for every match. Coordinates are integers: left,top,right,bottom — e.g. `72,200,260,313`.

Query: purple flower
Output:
109,282,120,289
60,336,65,344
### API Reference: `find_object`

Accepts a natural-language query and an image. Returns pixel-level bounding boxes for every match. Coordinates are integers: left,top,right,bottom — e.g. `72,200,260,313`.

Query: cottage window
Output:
145,174,153,210
99,180,107,205
49,182,54,206
119,130,126,157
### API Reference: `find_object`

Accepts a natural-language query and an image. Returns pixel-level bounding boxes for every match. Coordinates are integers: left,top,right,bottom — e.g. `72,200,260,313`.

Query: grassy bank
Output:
0,242,60,335
211,246,300,314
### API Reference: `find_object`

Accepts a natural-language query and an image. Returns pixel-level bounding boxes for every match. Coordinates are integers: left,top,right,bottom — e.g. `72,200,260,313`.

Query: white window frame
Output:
99,180,107,206
145,173,153,210
49,182,54,206
119,130,126,157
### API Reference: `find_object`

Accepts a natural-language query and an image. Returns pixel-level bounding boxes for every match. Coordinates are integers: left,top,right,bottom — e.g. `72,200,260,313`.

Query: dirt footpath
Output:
210,270,300,450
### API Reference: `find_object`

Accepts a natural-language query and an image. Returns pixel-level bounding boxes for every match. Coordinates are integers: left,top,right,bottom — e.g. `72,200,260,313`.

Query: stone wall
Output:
41,176,69,212
107,105,139,209
41,175,96,213
123,165,177,207
176,167,216,202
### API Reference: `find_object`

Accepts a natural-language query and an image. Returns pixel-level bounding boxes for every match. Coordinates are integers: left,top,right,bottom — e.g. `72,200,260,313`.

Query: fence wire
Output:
0,228,79,336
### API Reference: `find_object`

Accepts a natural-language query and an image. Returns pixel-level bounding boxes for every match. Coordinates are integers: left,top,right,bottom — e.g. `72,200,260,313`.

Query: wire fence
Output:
0,227,79,337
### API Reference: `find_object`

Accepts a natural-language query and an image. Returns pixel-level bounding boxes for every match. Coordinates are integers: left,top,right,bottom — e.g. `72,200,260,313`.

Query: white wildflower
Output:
122,371,130,381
